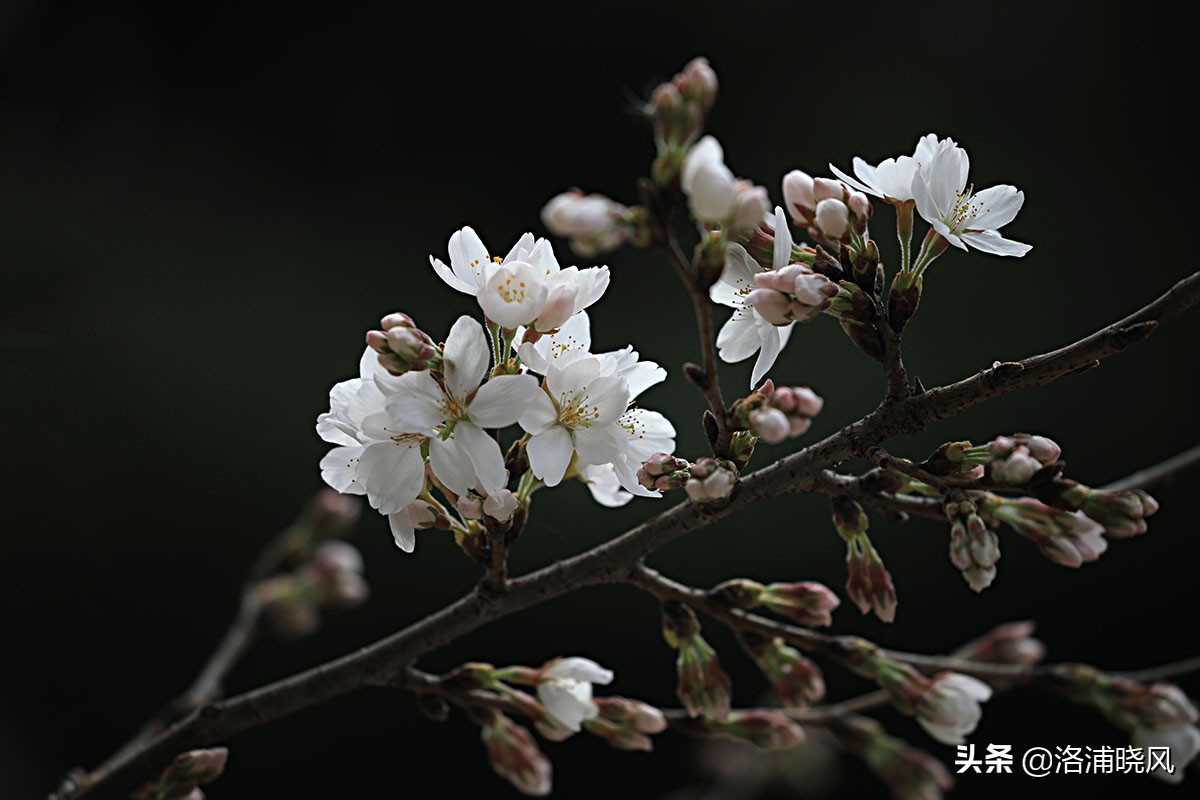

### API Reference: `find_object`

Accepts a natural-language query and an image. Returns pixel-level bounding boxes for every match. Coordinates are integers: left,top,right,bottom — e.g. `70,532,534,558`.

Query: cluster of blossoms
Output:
729,379,823,443
634,453,739,504
317,228,676,551
1061,666,1200,784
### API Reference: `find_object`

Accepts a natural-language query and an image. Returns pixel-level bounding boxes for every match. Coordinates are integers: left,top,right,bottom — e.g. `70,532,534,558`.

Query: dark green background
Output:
2,1,1197,797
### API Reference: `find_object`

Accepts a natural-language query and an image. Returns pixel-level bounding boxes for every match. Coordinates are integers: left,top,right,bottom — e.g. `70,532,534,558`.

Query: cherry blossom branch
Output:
61,271,1200,800
812,470,944,521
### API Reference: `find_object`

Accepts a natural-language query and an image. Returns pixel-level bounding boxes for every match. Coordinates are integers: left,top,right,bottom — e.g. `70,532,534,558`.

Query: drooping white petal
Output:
771,207,792,270
455,421,509,493
527,426,575,487
959,230,1032,256
320,445,367,495
358,440,424,514
583,463,633,507
829,161,876,197
430,255,478,295
388,509,417,552
716,311,765,363
469,374,542,428
750,324,787,387
710,244,761,308
443,316,492,402
428,435,477,496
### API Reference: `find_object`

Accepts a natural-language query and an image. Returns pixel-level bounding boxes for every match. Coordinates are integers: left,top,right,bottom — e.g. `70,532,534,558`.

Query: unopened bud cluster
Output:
541,190,649,256
871,657,994,745
661,601,731,719
680,709,805,750
984,495,1109,568
783,172,872,242
480,711,553,797
944,494,1000,592
636,452,692,492
730,380,824,443
740,633,825,707
584,697,668,752
365,312,442,376
832,498,897,622
132,748,229,800
638,454,738,503
1037,478,1159,538
254,540,369,636
649,58,718,185
832,717,954,800
957,621,1046,667
983,434,1061,483
711,577,839,627
746,261,839,325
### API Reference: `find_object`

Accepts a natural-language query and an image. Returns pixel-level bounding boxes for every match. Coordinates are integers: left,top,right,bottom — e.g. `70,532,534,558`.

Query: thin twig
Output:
1100,443,1200,492
63,272,1200,800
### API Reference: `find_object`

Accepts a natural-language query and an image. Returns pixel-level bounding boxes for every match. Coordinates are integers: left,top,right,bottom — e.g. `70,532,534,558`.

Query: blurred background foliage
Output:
1,1,1197,797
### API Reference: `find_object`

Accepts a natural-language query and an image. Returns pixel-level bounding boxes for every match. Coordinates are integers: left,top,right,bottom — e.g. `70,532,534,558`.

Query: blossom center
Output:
556,388,601,429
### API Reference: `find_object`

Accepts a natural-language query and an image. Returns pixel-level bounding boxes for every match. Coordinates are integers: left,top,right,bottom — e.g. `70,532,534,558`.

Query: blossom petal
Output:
428,435,477,496
583,463,633,507
967,185,1024,231
430,255,478,295
455,422,509,493
358,440,424,514
716,311,762,363
545,657,614,684
711,245,760,308
527,426,575,487
518,389,559,435
750,323,787,387
443,315,491,401
772,206,792,269
388,510,417,553
469,374,541,429
383,371,446,433
538,681,596,732
447,226,491,289
829,161,877,197
320,445,366,495
960,229,1032,257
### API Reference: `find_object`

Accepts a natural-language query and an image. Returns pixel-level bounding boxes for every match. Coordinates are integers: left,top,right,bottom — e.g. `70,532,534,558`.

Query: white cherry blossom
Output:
828,133,949,203
912,143,1031,256
916,673,993,745
537,657,614,732
583,463,633,507
430,227,609,331
384,316,540,496
316,348,427,551
710,207,798,387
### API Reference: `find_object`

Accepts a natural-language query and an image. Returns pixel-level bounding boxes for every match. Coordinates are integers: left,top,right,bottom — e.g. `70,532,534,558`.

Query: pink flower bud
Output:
749,407,790,444
715,710,807,749
958,621,1046,666
815,198,850,239
782,170,815,222
745,287,794,325
730,182,769,232
992,447,1041,483
679,57,718,110
761,581,840,627
481,714,553,796
1018,434,1061,464
457,496,483,520
848,190,872,220
533,283,578,332
812,177,845,202
483,489,519,522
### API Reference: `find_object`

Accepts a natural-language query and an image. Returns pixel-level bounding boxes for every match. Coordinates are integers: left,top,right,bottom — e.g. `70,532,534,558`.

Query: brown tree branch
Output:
1100,443,1200,492
63,271,1200,800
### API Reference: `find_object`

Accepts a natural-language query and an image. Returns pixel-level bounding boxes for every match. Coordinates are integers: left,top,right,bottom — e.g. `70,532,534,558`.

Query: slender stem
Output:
62,271,1200,800
661,228,731,456
1099,443,1200,492
896,200,914,274
911,230,949,278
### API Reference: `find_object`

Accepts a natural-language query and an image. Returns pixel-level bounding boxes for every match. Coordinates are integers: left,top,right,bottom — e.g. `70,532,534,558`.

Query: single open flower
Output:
537,657,615,732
